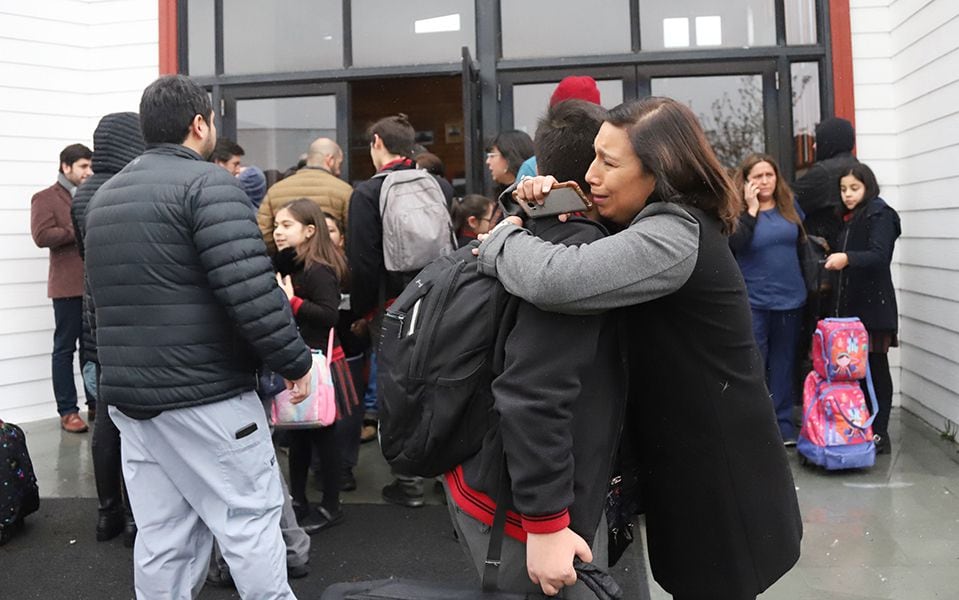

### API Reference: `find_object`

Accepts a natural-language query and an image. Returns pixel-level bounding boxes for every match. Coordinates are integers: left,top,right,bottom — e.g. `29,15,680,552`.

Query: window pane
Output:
639,0,776,50
236,96,337,172
186,0,214,76
652,75,764,168
223,0,343,74
351,0,475,67
512,80,624,136
501,0,631,59
791,63,820,173
786,0,818,45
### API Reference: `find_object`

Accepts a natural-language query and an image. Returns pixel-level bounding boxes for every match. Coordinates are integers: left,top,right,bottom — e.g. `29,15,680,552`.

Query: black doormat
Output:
0,498,474,599
0,498,649,599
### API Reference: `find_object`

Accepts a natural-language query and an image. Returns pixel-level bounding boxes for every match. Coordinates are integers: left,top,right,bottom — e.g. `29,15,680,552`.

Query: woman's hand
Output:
744,181,760,217
515,175,560,206
824,252,849,271
526,528,592,597
276,273,295,299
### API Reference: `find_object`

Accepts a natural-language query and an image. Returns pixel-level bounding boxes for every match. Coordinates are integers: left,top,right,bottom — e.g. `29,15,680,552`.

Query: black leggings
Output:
861,352,893,439
288,425,340,511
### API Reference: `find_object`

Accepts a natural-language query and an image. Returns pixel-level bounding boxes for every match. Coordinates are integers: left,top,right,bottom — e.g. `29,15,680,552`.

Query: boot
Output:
122,484,137,548
96,509,124,542
92,399,126,542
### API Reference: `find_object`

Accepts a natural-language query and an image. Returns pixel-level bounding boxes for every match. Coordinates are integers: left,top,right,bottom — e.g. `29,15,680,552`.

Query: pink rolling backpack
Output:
798,317,879,469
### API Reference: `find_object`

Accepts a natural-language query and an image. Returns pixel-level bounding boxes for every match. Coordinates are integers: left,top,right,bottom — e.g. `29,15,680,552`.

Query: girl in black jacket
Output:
824,163,901,454
273,199,357,530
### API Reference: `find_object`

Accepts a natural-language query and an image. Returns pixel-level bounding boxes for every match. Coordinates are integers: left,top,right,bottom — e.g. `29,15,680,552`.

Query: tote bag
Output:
271,329,336,429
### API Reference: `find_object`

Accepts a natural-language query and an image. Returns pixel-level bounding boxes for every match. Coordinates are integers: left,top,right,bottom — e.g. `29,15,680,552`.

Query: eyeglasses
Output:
485,152,501,160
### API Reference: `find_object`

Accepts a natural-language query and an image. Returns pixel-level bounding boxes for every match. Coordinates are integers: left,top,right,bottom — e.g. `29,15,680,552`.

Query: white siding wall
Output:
851,0,959,430
0,0,157,423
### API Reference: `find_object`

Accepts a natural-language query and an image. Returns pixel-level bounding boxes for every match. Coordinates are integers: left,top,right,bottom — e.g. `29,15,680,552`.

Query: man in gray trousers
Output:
84,74,313,600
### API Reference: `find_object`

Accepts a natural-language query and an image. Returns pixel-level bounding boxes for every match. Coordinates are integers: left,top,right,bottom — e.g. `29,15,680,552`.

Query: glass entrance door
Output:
221,83,349,180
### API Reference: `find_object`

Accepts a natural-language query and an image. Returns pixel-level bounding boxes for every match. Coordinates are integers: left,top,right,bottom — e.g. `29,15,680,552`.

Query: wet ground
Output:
15,407,959,599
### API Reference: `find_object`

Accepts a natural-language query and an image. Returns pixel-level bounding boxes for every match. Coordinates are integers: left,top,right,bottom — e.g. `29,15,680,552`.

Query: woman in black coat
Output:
477,98,802,600
825,163,901,454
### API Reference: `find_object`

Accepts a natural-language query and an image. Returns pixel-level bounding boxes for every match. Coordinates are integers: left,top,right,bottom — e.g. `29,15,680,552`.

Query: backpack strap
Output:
481,461,511,592
861,357,881,429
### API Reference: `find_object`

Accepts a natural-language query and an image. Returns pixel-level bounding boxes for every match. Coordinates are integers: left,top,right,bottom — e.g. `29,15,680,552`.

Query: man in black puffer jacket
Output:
72,112,145,546
84,75,312,600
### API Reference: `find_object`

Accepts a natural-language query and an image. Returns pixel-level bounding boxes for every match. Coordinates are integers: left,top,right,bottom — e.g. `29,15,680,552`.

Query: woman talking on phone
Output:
729,153,807,446
476,98,801,600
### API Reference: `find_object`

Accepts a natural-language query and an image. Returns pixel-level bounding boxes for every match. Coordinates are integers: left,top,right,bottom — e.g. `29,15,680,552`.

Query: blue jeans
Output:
751,307,803,441
52,297,85,416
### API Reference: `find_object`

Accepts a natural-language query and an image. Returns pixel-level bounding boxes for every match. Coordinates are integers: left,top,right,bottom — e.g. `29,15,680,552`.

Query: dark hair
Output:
450,194,495,234
839,163,881,204
59,143,92,170
139,74,213,145
210,138,244,163
369,113,416,158
535,100,607,195
276,199,350,288
605,97,739,234
414,152,446,177
488,130,534,178
734,153,801,226
322,211,345,241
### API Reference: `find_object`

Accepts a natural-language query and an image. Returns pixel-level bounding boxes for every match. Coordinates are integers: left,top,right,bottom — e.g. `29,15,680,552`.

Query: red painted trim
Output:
158,0,178,75
830,0,856,128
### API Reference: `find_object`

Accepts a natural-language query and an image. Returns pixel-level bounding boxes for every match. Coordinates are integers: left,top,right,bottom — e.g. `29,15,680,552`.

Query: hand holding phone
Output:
512,179,592,219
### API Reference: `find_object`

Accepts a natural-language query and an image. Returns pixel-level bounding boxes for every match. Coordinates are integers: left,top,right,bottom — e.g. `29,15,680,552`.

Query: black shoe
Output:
381,480,425,508
122,517,137,548
875,435,892,455
287,562,310,579
96,511,124,542
205,568,235,589
292,499,311,523
302,505,344,535
340,469,357,492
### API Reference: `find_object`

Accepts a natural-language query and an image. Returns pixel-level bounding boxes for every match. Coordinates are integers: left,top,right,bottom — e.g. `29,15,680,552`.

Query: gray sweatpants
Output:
444,483,607,599
110,391,295,600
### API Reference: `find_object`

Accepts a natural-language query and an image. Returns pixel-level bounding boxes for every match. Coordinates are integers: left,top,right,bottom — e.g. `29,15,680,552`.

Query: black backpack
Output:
377,244,517,477
0,420,40,545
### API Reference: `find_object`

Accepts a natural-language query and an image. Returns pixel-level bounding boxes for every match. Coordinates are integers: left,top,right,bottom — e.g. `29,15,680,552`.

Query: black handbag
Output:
798,229,830,295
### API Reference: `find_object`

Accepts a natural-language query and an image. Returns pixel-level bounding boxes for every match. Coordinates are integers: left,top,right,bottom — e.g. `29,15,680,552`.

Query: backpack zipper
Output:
410,259,467,379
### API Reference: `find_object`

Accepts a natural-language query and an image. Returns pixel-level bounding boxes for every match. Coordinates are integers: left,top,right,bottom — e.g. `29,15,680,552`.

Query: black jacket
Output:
833,197,901,333
274,248,341,349
84,144,313,412
449,217,627,545
71,112,145,366
625,206,802,597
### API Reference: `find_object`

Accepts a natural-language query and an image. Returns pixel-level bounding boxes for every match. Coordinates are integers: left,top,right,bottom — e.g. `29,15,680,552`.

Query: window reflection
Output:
223,0,342,74
186,0,214,76
786,0,818,45
501,0,631,59
352,0,475,67
512,80,624,136
791,63,820,173
640,0,775,50
236,96,337,173
652,75,765,168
